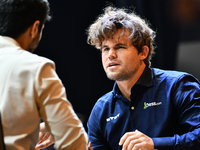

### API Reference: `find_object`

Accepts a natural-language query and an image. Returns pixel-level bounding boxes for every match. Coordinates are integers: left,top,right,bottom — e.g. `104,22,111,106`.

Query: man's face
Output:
101,28,144,81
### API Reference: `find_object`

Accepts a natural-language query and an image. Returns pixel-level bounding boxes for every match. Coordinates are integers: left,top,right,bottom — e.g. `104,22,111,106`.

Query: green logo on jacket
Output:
144,102,162,109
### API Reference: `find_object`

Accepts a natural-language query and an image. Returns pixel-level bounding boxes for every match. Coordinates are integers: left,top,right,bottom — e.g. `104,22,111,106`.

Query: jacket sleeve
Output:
35,61,88,150
87,104,112,150
152,75,200,150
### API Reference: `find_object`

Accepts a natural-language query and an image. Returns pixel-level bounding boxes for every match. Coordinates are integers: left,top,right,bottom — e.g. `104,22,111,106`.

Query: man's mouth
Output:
108,62,120,68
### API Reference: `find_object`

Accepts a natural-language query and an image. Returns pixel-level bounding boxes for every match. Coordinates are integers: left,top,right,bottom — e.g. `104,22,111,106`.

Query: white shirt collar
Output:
0,35,21,47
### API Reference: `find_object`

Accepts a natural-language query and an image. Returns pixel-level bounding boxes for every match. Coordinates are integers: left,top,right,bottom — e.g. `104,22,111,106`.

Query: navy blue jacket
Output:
87,67,200,150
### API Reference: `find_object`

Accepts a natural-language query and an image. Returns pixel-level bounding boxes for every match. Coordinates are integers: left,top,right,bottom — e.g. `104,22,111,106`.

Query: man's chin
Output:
107,73,119,81
107,72,129,81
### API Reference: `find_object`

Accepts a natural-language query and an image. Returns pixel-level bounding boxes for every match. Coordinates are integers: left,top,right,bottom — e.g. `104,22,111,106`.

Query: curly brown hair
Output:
87,6,156,66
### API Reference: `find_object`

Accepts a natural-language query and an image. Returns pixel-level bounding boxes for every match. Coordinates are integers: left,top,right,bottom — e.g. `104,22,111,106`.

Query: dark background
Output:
36,0,116,128
35,0,200,130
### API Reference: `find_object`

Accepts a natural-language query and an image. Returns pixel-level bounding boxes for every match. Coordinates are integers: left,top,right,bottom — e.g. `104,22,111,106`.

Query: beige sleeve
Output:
35,62,88,150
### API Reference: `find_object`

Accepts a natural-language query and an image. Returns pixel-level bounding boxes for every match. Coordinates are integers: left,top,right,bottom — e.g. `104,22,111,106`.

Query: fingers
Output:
127,140,143,150
119,131,138,146
88,142,93,150
119,130,154,150
121,132,142,150
38,133,50,144
88,142,92,147
35,138,54,149
37,132,46,143
35,140,52,150
35,133,54,149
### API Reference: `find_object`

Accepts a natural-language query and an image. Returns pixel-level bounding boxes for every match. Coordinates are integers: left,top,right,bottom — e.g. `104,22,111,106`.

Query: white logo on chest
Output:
106,113,120,122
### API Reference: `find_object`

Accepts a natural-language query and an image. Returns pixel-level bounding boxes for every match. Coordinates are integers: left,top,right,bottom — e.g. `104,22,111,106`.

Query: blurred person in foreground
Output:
0,0,88,149
86,6,200,150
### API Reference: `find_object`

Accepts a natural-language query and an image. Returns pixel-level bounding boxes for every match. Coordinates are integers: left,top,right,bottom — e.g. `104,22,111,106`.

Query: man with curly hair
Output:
87,6,200,150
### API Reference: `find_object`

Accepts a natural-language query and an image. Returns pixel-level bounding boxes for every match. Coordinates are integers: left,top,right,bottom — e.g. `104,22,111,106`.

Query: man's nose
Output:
108,49,117,59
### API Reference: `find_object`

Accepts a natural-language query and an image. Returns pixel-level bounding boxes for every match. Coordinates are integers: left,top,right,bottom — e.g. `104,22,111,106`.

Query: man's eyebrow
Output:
101,45,109,50
101,45,108,48
101,43,127,50
115,43,127,46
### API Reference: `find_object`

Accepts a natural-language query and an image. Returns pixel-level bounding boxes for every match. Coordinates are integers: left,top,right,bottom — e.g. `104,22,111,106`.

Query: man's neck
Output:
116,63,146,101
15,32,30,51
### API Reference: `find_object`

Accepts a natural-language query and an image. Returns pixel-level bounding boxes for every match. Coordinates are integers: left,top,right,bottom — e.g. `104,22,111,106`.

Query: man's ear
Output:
140,46,149,60
30,20,40,39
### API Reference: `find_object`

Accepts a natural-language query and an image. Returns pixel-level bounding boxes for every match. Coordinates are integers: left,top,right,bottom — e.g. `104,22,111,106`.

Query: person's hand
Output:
88,142,93,150
35,132,54,150
119,130,154,150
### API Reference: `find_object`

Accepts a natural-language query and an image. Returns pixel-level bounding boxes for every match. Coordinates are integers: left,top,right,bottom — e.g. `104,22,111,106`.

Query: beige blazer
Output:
0,36,88,150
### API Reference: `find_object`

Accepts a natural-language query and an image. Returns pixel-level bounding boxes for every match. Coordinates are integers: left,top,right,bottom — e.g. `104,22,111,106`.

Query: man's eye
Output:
103,48,109,51
118,46,125,49
115,45,125,49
